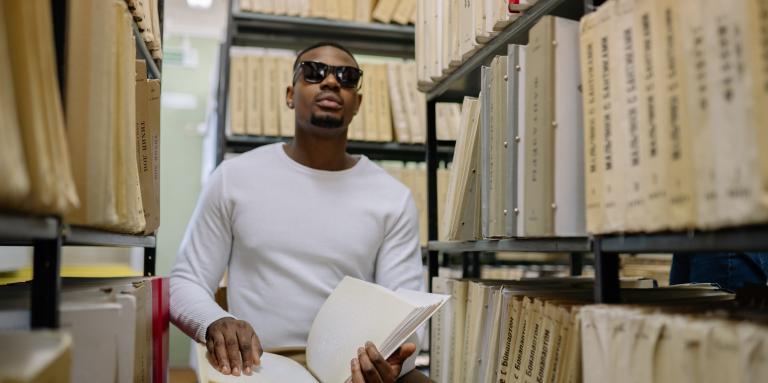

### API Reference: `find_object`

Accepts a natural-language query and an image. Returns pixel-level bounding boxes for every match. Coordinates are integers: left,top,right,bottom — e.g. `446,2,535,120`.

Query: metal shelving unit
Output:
424,0,589,291
0,0,161,329
420,0,768,304
216,0,449,165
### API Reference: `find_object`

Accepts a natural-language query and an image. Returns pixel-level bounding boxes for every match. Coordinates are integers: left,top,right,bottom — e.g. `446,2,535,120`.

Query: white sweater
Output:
170,143,424,349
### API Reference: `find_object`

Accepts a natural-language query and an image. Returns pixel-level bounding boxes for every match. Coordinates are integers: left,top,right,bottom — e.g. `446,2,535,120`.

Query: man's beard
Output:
310,114,344,129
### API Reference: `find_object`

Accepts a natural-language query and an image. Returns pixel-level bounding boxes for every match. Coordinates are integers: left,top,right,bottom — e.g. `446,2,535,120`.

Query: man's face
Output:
286,46,363,137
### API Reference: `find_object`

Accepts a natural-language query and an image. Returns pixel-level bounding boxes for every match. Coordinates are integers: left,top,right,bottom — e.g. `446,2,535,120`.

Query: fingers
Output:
251,333,263,367
358,345,384,383
225,329,244,376
211,331,231,375
236,326,254,375
350,358,365,383
391,342,417,364
365,342,394,381
206,318,261,376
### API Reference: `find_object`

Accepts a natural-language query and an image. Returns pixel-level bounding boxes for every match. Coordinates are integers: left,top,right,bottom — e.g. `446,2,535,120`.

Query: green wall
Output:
157,35,220,368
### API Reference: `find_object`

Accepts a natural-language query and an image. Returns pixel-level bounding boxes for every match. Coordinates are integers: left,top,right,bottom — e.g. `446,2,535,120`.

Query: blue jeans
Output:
670,253,768,292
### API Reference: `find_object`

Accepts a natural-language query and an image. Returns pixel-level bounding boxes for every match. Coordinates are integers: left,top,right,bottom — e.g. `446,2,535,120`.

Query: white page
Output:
306,277,448,383
306,277,417,383
196,345,318,383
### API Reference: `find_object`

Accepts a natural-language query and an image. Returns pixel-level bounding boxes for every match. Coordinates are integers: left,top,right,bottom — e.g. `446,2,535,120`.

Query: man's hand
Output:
206,317,263,376
350,341,416,383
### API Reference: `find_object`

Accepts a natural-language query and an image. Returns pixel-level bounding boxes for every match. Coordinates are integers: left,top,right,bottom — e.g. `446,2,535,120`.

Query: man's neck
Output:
283,132,358,171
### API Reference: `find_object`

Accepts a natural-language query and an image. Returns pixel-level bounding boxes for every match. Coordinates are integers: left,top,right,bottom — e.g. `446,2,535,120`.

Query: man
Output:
170,42,428,382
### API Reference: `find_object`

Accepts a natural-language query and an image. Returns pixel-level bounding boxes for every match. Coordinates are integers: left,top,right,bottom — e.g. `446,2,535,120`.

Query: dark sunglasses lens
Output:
302,62,327,83
337,67,361,88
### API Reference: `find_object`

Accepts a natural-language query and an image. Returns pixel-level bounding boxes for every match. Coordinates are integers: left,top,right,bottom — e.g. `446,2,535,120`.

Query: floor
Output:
169,368,197,383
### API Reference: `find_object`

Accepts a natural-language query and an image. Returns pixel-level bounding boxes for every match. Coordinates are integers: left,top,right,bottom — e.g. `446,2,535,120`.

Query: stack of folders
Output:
430,276,738,383
239,0,417,25
581,305,768,383
125,0,163,59
0,1,79,215
379,162,451,245
446,15,585,242
416,0,539,90
66,0,161,234
580,0,768,234
229,50,436,144
0,277,169,383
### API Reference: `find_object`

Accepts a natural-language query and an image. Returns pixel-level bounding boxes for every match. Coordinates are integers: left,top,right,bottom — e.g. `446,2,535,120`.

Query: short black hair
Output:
292,42,359,73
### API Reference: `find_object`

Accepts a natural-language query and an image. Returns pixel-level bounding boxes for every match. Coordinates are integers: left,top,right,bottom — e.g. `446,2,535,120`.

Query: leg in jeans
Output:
670,253,768,292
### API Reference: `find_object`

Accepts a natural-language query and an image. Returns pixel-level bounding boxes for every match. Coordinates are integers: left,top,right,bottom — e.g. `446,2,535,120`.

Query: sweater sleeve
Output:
374,192,424,293
170,165,236,343
374,192,426,376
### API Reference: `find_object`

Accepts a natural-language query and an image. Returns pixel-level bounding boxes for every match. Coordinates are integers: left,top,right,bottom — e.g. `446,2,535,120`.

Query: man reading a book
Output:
170,42,429,382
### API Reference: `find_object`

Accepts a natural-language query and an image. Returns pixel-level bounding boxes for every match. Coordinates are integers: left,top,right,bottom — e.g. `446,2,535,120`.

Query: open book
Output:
197,277,449,383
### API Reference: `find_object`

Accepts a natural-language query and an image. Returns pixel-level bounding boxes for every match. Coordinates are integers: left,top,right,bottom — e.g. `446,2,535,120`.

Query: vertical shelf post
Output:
594,238,620,303
31,235,63,328
426,99,438,291
144,247,157,277
570,253,584,276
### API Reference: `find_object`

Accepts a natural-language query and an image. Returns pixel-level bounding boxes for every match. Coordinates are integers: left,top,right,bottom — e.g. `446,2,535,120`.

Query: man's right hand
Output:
206,317,263,376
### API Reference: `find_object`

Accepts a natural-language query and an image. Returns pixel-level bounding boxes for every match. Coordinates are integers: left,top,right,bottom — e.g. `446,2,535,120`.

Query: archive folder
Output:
444,97,482,241
3,0,79,215
0,1,30,208
505,44,526,239
522,16,584,237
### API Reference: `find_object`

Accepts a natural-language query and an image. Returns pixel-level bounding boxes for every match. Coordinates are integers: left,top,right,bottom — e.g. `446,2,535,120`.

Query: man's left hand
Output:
350,341,416,383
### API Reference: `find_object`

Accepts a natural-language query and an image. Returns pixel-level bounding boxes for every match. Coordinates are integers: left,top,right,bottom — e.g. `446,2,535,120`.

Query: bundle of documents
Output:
430,276,736,383
229,50,431,144
239,0,417,25
455,15,585,240
581,305,768,383
416,0,539,91
581,0,768,234
66,0,152,234
0,2,29,208
197,276,447,383
0,276,169,383
0,331,72,383
0,1,79,215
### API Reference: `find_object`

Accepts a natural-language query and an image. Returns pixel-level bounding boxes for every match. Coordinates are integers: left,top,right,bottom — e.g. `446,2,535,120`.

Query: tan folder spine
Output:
523,16,555,236
579,12,604,234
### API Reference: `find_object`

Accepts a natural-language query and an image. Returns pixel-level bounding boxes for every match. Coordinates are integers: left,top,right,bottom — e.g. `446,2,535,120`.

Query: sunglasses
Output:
293,61,364,89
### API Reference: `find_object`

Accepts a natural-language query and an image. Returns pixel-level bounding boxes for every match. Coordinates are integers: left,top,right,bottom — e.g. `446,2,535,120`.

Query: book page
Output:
196,345,318,383
305,277,419,383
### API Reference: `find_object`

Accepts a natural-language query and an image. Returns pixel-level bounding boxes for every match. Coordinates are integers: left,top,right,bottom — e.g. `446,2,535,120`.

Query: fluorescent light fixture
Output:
187,0,213,9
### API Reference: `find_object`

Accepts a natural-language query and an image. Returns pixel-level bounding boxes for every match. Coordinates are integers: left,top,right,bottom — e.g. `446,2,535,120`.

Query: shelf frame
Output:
231,12,415,58
0,214,60,244
428,238,592,253
424,0,584,102
597,225,768,253
63,226,157,248
0,214,158,328
226,135,455,162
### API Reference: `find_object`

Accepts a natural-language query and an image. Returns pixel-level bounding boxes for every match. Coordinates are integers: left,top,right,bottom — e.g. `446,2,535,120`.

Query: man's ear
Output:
286,85,295,109
354,93,362,115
